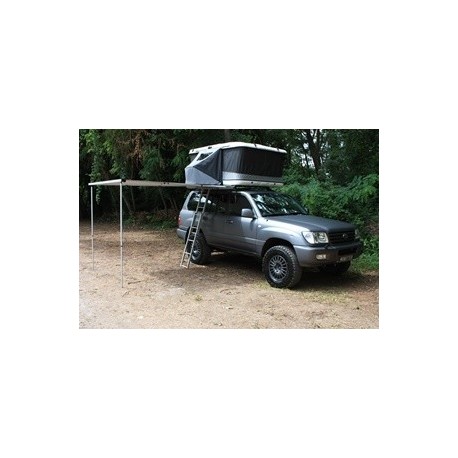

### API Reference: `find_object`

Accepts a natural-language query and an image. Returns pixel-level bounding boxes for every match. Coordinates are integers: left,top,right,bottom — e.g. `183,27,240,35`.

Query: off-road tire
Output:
262,245,302,288
190,233,211,265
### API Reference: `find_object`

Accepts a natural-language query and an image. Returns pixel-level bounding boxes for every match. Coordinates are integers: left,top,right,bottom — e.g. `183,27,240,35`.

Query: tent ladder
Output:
180,187,211,268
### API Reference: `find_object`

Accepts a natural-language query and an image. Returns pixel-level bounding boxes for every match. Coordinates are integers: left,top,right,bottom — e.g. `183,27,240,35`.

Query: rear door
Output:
200,191,229,248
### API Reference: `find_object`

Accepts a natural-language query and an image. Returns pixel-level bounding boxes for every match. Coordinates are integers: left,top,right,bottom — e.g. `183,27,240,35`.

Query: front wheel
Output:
262,245,302,288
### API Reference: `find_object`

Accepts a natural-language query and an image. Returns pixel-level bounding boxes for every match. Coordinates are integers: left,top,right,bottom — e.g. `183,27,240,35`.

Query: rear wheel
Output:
190,233,211,265
262,245,302,288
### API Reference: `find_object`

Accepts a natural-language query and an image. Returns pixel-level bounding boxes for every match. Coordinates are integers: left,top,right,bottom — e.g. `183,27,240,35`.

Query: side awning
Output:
89,179,188,187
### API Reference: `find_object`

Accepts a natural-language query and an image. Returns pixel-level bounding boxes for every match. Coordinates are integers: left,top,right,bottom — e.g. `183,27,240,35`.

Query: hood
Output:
266,214,355,232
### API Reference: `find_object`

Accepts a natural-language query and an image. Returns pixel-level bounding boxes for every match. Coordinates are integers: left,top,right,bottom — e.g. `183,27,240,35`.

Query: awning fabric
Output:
89,179,188,187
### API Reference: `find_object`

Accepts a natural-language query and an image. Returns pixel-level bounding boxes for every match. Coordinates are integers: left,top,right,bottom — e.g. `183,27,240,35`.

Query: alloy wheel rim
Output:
269,255,288,281
192,241,201,259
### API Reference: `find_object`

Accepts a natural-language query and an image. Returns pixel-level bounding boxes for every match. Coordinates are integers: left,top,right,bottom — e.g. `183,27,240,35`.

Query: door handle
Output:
225,219,234,224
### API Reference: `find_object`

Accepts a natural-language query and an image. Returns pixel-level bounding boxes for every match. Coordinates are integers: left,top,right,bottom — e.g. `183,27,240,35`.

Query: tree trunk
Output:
224,129,231,142
304,129,322,174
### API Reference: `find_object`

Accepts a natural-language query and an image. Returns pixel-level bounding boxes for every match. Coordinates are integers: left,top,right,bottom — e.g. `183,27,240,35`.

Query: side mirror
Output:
241,208,255,218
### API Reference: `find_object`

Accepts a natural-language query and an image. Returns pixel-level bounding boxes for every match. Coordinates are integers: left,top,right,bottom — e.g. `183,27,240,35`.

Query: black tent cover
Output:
185,142,286,186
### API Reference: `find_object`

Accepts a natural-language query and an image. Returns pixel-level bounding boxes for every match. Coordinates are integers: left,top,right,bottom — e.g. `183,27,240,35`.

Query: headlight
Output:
355,228,360,240
302,231,329,244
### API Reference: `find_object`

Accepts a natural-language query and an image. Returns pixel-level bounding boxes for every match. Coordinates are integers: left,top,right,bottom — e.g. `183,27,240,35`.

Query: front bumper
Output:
294,241,363,267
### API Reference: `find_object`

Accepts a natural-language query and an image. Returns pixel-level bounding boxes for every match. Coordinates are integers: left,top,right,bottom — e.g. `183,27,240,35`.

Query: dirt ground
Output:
79,222,379,329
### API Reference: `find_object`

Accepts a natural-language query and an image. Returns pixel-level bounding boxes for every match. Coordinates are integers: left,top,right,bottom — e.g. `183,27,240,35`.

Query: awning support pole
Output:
120,183,123,288
91,186,94,270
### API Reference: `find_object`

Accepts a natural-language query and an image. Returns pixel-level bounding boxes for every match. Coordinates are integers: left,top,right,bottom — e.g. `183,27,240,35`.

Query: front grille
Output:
328,231,355,244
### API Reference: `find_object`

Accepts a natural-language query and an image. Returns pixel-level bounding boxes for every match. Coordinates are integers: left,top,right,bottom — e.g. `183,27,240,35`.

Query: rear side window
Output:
186,192,219,213
186,192,201,211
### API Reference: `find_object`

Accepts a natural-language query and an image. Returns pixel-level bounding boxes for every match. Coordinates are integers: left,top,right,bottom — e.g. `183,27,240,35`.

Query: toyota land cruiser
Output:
177,189,363,288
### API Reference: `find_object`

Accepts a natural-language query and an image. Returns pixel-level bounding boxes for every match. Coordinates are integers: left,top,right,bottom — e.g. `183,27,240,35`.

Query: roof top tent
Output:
185,142,287,187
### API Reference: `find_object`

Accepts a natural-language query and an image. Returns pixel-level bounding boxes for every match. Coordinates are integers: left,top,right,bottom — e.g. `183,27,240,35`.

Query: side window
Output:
187,192,200,211
186,191,225,213
213,193,230,214
229,195,251,216
187,192,215,212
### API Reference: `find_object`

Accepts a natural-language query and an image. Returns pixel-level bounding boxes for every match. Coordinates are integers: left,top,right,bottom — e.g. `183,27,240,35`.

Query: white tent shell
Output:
185,142,286,187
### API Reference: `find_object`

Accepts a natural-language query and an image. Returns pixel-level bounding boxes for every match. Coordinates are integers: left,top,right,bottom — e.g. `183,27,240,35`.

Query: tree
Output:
324,129,379,185
304,129,323,173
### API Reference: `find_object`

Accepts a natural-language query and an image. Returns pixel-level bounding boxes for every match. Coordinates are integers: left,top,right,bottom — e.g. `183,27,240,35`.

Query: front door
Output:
223,194,257,254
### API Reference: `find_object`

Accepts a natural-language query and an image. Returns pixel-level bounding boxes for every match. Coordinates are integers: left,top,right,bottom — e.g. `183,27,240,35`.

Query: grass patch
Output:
352,235,379,272
352,252,379,272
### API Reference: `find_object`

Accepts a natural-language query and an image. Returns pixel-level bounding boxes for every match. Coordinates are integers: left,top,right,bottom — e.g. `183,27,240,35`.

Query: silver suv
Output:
177,189,363,288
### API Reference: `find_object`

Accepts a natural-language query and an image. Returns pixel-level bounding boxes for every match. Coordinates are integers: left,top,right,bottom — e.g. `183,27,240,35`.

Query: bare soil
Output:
79,222,379,329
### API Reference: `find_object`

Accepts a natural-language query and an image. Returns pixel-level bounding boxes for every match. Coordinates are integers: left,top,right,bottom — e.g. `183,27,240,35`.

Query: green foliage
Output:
281,174,379,271
352,235,379,271
323,129,379,185
282,174,378,234
281,129,379,185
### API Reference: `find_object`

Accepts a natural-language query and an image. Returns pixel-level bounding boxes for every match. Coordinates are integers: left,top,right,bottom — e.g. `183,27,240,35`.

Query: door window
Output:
229,195,251,216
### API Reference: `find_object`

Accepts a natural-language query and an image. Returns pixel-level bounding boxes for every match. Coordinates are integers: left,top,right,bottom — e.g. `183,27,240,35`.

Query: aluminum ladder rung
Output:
180,188,211,268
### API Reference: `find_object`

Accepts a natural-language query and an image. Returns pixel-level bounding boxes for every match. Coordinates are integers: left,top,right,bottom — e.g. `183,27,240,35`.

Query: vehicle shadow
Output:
205,252,378,293
149,252,263,291
207,252,263,277
297,268,378,292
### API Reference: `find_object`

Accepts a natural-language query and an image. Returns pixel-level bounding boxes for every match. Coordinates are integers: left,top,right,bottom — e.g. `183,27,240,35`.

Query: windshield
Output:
250,192,308,217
